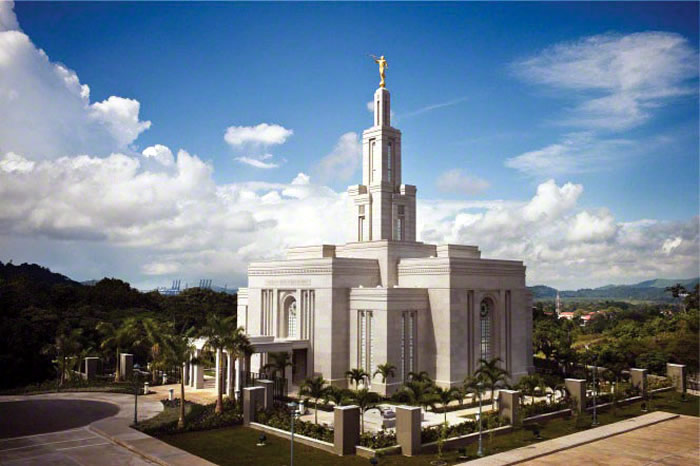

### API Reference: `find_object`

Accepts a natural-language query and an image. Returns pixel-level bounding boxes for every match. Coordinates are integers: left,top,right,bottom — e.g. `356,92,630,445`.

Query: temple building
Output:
235,81,533,395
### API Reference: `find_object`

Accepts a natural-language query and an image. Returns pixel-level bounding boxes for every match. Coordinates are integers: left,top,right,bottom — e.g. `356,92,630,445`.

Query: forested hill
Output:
529,277,699,302
0,261,237,390
0,261,79,286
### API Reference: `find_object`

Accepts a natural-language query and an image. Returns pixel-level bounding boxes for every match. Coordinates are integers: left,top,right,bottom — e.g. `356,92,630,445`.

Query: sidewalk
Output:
460,411,680,465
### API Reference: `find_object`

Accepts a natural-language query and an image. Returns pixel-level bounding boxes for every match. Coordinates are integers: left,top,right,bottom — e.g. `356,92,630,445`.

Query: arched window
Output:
285,297,297,339
480,299,492,360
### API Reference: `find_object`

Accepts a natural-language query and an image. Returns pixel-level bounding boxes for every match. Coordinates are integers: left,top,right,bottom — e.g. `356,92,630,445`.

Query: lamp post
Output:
133,363,141,426
477,381,484,457
287,401,299,466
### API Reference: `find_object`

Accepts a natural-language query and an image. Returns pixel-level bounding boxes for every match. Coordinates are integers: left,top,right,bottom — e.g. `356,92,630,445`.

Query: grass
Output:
159,390,698,466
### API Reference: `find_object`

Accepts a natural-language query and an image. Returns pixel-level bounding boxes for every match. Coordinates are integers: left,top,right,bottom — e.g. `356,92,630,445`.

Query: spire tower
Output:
348,85,417,242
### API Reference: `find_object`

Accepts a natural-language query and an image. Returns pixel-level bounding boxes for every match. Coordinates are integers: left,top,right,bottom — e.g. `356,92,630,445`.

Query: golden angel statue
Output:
370,54,388,88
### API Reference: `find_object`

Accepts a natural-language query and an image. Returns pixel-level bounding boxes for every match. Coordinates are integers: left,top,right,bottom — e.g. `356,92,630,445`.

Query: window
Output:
370,140,376,183
358,310,374,384
401,311,416,381
394,205,405,241
401,313,406,381
480,299,492,360
358,216,365,241
376,100,379,125
286,297,297,339
387,142,392,182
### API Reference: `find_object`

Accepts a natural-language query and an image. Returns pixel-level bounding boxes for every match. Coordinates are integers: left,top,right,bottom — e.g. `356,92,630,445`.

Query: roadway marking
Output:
0,436,96,452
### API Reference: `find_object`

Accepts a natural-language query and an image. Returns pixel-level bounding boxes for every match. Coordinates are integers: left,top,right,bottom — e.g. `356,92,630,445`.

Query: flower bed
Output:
521,399,569,418
256,406,334,443
421,413,506,444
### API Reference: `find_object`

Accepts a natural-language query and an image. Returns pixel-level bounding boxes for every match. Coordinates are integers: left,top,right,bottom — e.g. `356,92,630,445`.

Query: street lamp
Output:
477,381,484,457
133,363,141,426
287,401,299,466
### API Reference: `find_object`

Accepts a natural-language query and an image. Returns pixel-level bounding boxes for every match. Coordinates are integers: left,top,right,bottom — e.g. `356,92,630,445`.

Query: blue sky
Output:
1,1,698,289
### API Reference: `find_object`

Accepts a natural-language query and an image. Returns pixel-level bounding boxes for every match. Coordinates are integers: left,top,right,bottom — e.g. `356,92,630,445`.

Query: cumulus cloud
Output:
142,144,174,166
436,169,490,196
224,123,292,168
514,31,699,130
316,132,362,183
0,2,150,159
224,123,292,146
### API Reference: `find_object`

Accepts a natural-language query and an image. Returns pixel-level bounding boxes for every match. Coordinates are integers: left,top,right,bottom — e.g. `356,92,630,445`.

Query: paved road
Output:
0,399,119,438
0,393,163,465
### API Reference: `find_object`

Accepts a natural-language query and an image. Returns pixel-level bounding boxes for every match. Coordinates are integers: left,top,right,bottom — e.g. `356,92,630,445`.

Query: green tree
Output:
263,352,293,380
373,363,396,384
398,379,435,411
474,358,510,411
200,314,238,414
516,374,544,405
44,327,83,387
96,318,141,382
299,376,329,424
323,385,351,407
345,368,370,389
349,388,381,434
429,386,461,423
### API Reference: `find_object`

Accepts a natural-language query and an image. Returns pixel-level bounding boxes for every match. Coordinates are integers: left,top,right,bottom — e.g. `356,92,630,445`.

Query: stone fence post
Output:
243,386,265,426
84,357,99,380
333,405,360,456
498,390,521,425
255,379,274,410
565,378,586,413
119,353,133,381
396,406,421,456
666,363,687,393
630,368,648,397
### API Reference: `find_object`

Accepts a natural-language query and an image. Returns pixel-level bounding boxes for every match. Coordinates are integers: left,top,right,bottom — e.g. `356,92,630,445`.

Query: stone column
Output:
333,405,360,456
193,349,204,389
84,357,99,380
396,406,421,456
226,352,234,396
565,378,586,413
255,379,275,410
667,363,687,393
243,386,265,426
215,349,222,395
630,368,648,397
119,353,133,381
498,389,521,425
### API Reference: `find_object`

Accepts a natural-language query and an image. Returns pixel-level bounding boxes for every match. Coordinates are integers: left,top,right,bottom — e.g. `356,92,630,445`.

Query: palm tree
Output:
263,352,293,380
200,314,238,414
399,379,435,411
474,357,510,411
350,388,381,434
299,376,329,424
373,363,397,384
430,386,461,423
45,328,83,387
516,374,544,405
145,320,198,429
345,368,370,389
224,326,252,396
323,385,351,407
96,318,140,382
463,375,486,406
408,371,433,383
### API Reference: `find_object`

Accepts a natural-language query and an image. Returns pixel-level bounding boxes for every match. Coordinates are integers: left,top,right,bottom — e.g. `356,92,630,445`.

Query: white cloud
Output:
514,31,699,130
235,156,279,169
316,132,362,183
505,132,634,177
224,123,293,147
566,210,618,243
436,169,490,196
0,3,150,159
661,236,682,255
142,144,174,166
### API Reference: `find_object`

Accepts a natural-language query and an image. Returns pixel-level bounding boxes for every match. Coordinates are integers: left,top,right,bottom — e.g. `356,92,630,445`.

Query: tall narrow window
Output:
376,100,380,125
400,313,406,381
387,142,392,182
287,300,297,338
370,140,376,183
480,299,492,360
368,311,374,387
394,205,405,241
408,312,415,373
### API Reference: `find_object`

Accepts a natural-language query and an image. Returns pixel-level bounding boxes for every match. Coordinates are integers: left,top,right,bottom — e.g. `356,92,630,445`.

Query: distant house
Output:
558,311,575,320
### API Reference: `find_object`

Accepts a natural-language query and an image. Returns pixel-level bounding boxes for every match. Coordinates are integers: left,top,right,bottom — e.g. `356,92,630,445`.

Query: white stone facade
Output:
238,86,533,395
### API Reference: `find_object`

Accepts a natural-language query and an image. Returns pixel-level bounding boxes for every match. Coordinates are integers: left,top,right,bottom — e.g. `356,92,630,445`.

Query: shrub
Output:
522,399,569,418
359,429,397,448
139,398,242,436
256,405,334,443
420,413,506,444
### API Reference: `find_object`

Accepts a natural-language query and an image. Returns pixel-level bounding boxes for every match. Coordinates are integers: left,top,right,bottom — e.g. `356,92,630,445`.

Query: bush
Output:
0,376,134,395
139,397,242,436
648,376,673,390
420,413,506,444
359,429,397,448
256,405,334,443
522,399,569,418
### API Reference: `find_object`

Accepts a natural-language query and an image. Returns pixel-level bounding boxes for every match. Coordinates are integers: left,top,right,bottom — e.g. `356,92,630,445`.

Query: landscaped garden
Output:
156,389,698,465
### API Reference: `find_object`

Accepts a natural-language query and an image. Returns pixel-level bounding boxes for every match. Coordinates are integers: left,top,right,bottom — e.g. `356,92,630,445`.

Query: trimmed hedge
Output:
256,405,334,443
521,399,569,418
359,429,397,448
420,413,506,444
139,398,242,436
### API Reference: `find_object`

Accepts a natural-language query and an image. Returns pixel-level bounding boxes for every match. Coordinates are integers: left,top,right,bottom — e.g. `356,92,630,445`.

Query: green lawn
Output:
160,391,698,466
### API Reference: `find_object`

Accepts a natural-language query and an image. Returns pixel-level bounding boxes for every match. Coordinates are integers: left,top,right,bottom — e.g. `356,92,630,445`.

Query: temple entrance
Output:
292,348,308,385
